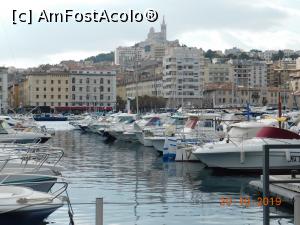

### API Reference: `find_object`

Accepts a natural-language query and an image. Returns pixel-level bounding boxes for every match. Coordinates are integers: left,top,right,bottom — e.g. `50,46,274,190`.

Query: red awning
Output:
54,106,113,111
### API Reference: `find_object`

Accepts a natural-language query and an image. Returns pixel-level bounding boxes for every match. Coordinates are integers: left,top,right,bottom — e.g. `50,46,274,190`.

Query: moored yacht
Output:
0,120,51,143
192,126,300,171
0,185,65,225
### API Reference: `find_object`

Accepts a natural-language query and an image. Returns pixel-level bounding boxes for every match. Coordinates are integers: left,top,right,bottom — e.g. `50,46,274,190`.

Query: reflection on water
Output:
39,131,294,225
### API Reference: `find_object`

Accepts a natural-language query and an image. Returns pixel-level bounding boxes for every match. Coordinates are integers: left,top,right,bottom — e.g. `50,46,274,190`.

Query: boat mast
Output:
278,91,282,129
134,45,139,114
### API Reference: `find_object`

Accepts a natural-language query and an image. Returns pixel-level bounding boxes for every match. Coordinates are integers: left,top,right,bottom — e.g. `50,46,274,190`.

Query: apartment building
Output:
229,60,267,88
21,71,70,107
251,61,267,87
69,69,116,108
18,68,116,111
163,47,205,107
8,83,20,108
114,46,143,68
117,60,163,99
0,67,8,113
204,62,233,84
203,83,290,108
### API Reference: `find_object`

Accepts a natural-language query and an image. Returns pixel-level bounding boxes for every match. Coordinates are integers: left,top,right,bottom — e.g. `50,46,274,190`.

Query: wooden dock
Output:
249,175,300,205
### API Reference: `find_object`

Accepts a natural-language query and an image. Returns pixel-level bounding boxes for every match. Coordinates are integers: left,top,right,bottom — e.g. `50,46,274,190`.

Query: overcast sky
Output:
1,0,300,68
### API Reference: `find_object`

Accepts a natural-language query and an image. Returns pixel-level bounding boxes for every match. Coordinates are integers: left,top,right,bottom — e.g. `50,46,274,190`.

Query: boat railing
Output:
0,144,64,166
0,151,62,173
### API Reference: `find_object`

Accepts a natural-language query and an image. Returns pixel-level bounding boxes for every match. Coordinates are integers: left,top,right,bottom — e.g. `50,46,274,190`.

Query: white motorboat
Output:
0,185,64,224
135,114,171,146
192,126,300,171
153,114,225,162
0,120,51,144
105,114,137,141
0,144,63,192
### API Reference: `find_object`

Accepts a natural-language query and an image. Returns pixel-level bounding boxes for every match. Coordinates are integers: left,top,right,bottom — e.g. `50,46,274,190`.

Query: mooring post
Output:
96,198,103,225
263,145,270,225
295,195,300,225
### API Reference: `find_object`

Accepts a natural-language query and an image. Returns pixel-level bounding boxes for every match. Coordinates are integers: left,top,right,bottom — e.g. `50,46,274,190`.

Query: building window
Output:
80,79,82,84
108,96,110,100
44,95,46,99
79,87,83,92
107,80,110,84
51,102,54,106
86,86,90,92
36,95,39,99
107,87,110,92
72,78,75,83
86,95,89,100
66,95,68,99
72,86,75,91
58,95,61,99
51,95,54,99
36,102,39,106
36,87,39,91
79,96,82,100
58,87,61,92
65,80,68,84
72,94,75,100
58,102,61,106
86,78,90,84
100,78,103,84
94,96,97,100
66,88,68,92
94,79,96,84
66,102,68,106
51,80,54,84
51,87,54,91
94,87,96,92
44,87,46,91
43,80,46,84
36,80,39,84
44,102,47,106
58,80,61,84
100,95,103,100
100,86,104,92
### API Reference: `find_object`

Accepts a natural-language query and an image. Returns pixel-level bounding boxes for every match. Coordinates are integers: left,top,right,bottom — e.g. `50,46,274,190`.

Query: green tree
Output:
84,52,114,63
116,96,126,112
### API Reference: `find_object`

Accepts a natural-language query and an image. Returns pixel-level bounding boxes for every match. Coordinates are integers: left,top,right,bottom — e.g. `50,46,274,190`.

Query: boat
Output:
152,113,225,160
33,114,67,121
0,144,63,192
0,120,51,143
0,185,65,225
192,126,300,171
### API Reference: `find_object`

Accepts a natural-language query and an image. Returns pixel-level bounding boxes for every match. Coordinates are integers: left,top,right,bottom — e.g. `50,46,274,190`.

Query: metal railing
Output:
262,144,300,225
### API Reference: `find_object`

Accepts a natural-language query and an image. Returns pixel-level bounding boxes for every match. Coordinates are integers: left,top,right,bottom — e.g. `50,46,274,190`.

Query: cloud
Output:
0,0,299,68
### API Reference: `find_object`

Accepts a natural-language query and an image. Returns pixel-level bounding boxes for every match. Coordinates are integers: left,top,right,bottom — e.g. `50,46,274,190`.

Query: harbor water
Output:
37,122,293,225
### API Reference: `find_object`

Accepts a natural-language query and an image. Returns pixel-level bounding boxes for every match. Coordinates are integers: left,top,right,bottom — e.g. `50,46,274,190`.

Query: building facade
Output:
163,47,205,107
229,60,267,88
203,83,290,108
22,71,70,107
114,46,143,68
204,62,233,84
0,67,8,113
17,68,116,111
69,69,116,108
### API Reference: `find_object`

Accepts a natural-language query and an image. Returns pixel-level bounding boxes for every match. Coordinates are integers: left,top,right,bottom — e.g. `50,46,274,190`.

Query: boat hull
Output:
0,205,62,225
